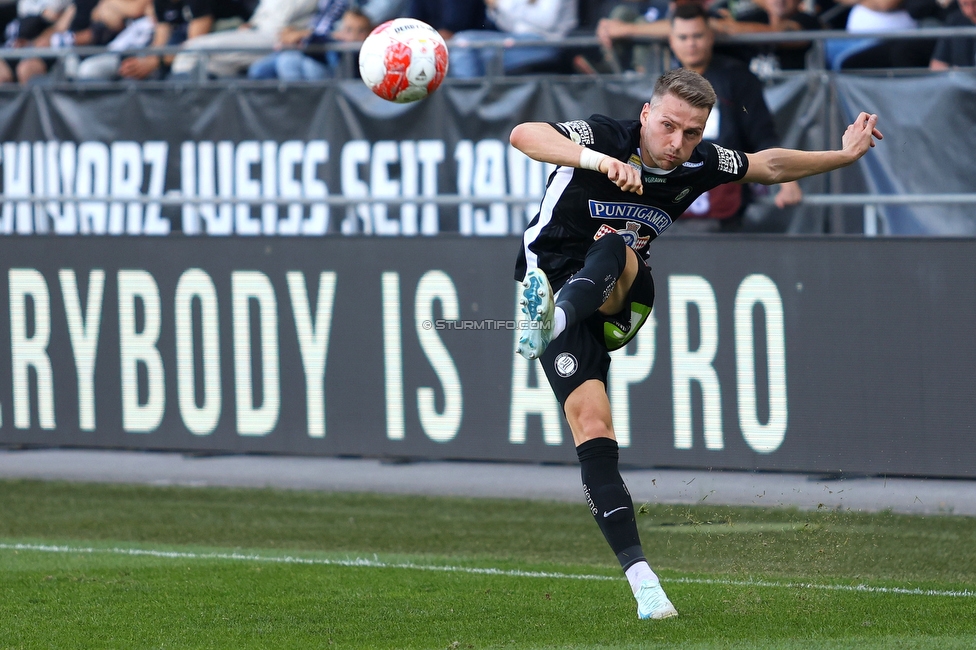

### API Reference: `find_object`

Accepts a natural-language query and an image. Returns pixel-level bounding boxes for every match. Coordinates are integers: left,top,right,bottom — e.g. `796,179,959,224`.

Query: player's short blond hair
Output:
650,68,716,112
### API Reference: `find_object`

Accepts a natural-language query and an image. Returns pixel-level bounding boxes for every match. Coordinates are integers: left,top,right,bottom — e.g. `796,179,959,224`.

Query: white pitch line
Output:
0,542,616,581
670,576,976,598
2,542,974,598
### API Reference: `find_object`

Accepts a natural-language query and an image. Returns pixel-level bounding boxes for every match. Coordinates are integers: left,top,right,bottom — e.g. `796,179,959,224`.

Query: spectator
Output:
357,0,406,25
0,0,73,82
930,0,976,68
576,0,616,29
3,0,72,45
905,0,957,26
72,0,256,79
247,5,371,80
591,0,671,72
712,0,823,74
449,0,578,77
2,0,153,83
0,0,18,39
168,0,317,78
665,2,802,232
595,0,764,73
407,0,487,41
73,11,153,79
825,0,934,69
595,0,672,55
807,0,859,30
86,0,153,34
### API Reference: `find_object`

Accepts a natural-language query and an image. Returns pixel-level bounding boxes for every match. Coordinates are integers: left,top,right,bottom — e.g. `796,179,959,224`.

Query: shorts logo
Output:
554,352,578,378
588,200,672,235
593,222,650,251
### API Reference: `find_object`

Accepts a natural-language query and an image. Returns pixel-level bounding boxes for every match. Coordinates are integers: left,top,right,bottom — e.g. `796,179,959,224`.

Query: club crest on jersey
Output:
593,222,650,251
588,199,673,235
627,154,642,170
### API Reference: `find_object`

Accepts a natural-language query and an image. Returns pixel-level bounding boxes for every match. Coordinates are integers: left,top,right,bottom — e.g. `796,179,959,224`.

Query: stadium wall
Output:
0,236,974,478
0,71,974,236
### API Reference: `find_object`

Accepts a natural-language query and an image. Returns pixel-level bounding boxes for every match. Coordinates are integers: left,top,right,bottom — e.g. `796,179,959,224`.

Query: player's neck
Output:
638,148,677,173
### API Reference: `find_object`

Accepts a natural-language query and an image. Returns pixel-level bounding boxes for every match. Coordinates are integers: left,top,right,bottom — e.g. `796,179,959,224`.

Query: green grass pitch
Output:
1,479,974,649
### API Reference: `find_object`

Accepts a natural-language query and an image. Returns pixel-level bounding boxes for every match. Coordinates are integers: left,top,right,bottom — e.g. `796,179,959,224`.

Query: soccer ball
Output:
358,18,449,104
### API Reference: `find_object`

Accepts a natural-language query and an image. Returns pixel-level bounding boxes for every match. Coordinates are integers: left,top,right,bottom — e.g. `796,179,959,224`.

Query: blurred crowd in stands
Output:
0,0,972,84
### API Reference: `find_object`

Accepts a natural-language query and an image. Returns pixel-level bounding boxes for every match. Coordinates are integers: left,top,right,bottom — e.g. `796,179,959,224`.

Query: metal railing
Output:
0,26,973,82
784,193,976,236
7,192,976,207
4,192,976,236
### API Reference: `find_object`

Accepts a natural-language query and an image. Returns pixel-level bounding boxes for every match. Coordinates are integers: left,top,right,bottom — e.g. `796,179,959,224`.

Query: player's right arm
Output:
509,122,643,195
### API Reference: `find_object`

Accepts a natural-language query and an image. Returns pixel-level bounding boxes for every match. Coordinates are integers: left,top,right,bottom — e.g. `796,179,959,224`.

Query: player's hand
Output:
842,112,883,161
604,158,643,195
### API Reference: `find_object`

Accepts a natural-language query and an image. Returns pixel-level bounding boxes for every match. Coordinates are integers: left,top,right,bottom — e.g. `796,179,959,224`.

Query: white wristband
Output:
578,148,608,172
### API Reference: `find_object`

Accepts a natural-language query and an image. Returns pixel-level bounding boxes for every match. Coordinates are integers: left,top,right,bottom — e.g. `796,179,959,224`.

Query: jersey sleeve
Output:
703,142,750,185
547,115,632,159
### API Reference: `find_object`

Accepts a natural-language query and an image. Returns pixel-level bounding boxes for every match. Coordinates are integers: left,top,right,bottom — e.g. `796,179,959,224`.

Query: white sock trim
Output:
552,306,567,340
625,561,659,595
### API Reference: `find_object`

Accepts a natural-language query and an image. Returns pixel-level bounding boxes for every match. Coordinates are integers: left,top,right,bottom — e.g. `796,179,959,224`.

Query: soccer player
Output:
510,67,882,620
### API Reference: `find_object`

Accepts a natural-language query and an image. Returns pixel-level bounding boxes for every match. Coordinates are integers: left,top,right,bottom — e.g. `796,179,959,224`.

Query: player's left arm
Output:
741,112,883,185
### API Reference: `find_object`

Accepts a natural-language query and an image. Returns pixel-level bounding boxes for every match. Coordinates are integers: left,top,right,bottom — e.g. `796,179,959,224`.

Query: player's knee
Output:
566,398,613,442
573,416,614,444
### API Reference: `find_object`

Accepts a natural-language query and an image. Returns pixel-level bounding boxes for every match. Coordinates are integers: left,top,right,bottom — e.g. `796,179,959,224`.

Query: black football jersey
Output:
515,114,749,289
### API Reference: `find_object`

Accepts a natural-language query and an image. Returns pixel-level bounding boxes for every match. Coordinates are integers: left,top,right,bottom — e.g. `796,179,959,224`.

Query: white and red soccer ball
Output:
358,18,449,104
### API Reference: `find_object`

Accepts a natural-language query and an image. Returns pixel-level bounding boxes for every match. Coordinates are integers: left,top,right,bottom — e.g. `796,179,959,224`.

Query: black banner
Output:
0,236,973,477
2,73,975,237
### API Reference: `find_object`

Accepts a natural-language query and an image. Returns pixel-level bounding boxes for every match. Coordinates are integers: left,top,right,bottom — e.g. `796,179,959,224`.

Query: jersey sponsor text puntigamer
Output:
515,114,749,289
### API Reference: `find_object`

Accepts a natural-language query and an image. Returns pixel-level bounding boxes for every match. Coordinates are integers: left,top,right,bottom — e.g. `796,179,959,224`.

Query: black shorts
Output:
540,258,655,406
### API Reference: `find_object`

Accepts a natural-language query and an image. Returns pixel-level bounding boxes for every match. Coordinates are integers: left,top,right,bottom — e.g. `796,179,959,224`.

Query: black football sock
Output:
577,437,646,571
555,232,627,328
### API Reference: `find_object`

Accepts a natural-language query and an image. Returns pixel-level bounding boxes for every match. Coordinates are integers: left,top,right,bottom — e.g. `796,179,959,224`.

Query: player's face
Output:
668,17,713,70
638,93,709,170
